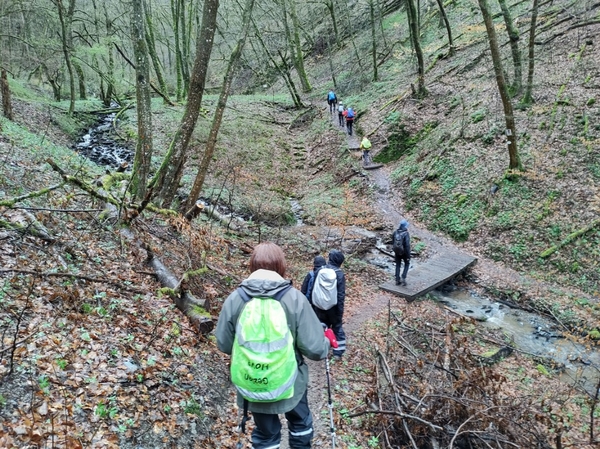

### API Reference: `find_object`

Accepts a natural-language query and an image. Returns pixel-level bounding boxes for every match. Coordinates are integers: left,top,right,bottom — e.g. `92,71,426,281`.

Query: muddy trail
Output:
279,105,600,448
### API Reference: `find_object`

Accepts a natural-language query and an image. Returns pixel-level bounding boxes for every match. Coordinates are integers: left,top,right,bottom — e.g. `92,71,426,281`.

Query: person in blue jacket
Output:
327,90,337,113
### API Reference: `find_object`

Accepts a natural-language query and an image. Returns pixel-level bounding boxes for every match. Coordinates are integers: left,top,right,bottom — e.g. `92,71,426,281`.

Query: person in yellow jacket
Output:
360,136,372,166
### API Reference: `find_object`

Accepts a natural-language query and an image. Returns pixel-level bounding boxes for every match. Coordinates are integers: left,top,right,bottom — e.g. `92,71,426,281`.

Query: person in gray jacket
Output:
216,242,333,449
392,219,411,286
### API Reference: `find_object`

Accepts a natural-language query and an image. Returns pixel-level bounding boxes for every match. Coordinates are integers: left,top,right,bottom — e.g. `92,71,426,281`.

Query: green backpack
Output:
231,286,297,402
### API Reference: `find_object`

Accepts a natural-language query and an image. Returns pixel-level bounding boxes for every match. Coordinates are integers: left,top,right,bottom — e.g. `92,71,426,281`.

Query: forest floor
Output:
1,94,598,448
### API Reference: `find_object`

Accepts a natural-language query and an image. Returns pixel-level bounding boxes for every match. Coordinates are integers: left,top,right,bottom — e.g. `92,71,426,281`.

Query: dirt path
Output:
281,103,597,448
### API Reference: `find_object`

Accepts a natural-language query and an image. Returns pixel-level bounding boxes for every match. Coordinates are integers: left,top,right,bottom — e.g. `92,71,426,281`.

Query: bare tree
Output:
369,0,378,81
436,0,454,56
406,0,426,97
144,0,170,103
522,0,539,105
131,0,153,201
497,0,522,95
51,0,77,115
150,0,220,208
1,69,13,121
185,0,256,216
477,0,522,170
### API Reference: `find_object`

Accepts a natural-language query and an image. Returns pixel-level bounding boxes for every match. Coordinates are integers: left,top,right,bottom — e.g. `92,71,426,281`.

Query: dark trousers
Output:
362,150,371,165
314,306,346,357
251,390,313,449
328,99,336,113
338,112,344,126
346,119,354,135
395,254,410,282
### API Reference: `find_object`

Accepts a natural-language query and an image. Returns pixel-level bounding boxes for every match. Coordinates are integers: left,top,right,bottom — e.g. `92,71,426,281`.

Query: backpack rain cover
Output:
311,267,338,310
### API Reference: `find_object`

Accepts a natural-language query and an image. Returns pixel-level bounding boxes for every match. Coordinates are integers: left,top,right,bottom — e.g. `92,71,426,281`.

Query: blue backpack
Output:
328,91,336,101
346,108,355,119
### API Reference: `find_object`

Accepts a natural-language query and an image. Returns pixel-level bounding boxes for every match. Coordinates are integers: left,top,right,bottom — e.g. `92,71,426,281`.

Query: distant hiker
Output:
360,136,372,166
216,242,335,448
392,220,411,286
301,255,327,304
327,90,337,113
345,107,355,136
311,250,347,358
337,101,345,127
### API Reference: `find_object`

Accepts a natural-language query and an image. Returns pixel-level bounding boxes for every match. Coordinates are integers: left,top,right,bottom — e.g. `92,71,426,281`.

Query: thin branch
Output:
347,409,443,431
0,269,144,293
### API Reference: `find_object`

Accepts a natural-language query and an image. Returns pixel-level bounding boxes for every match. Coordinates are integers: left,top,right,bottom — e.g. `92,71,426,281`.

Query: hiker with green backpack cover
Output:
216,242,336,449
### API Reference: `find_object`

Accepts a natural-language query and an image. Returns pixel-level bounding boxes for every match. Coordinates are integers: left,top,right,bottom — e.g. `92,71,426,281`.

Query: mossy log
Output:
0,183,65,207
145,247,213,334
540,217,600,258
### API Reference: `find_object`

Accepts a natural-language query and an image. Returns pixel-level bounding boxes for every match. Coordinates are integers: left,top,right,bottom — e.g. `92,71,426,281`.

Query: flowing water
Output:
74,111,133,169
363,168,600,394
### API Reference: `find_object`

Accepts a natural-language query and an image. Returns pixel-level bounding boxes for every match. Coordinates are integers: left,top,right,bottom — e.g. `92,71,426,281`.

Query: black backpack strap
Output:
239,398,250,434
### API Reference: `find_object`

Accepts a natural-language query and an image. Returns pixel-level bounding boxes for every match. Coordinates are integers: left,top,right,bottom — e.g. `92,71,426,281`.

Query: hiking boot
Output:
401,278,407,286
395,279,401,286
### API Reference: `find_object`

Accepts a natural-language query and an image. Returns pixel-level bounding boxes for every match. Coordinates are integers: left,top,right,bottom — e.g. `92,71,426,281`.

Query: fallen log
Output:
145,245,214,334
540,217,600,258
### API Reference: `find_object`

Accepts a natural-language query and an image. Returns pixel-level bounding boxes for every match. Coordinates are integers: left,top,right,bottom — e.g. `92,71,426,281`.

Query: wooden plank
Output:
380,252,477,301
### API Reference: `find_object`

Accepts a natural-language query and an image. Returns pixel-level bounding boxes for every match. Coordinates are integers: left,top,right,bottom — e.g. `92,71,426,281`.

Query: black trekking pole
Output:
325,354,337,448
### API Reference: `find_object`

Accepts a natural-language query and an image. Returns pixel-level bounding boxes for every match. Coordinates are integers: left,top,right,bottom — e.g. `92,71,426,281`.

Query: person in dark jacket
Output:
393,219,411,286
300,255,326,304
216,242,333,449
313,250,347,358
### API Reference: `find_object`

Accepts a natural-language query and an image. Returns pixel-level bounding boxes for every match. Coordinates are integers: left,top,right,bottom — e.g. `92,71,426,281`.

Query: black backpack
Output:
392,229,407,256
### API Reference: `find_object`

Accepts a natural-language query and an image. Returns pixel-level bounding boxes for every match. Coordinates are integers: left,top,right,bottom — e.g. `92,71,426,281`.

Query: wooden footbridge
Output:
380,251,477,301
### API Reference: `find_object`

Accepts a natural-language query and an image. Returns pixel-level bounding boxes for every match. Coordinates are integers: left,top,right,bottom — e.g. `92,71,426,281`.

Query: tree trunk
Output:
477,0,522,170
497,0,522,95
131,0,153,201
522,0,539,105
1,69,14,121
288,0,311,92
370,0,378,81
73,61,86,100
184,0,256,215
172,0,184,101
325,0,339,47
179,0,191,98
144,0,171,103
436,0,454,56
151,0,220,208
252,19,303,108
54,0,77,115
406,0,426,97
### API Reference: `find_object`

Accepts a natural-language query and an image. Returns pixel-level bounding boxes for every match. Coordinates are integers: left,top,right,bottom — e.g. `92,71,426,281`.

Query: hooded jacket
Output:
300,255,327,301
216,269,330,414
392,220,411,258
326,250,346,320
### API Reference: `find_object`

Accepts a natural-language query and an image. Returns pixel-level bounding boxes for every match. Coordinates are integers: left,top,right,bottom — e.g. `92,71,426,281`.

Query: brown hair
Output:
249,242,287,277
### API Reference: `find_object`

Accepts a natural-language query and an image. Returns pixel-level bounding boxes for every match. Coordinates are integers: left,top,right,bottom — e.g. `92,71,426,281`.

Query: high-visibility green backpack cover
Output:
231,286,297,402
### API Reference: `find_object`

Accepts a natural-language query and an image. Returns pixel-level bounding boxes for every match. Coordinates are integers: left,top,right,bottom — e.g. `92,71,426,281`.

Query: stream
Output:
74,110,133,169
360,167,600,395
